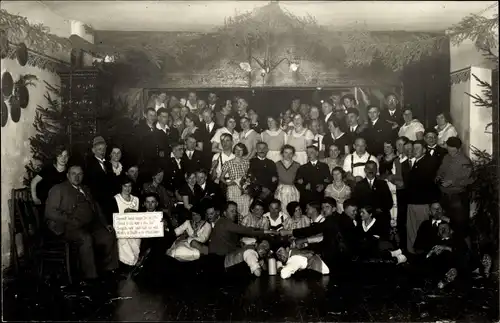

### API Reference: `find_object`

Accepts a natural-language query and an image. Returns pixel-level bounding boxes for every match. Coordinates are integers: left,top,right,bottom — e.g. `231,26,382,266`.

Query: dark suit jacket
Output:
135,120,158,163
365,119,393,157
406,155,440,205
84,155,113,212
45,181,106,235
413,219,440,254
163,156,186,192
335,213,358,250
155,126,180,158
182,150,204,173
196,180,224,205
426,145,447,172
295,161,332,203
346,124,367,147
352,177,393,212
248,157,278,192
380,108,404,129
292,216,349,264
200,122,219,166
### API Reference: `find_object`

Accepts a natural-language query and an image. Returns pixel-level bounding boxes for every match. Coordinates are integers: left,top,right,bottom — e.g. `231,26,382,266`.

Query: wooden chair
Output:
9,188,75,284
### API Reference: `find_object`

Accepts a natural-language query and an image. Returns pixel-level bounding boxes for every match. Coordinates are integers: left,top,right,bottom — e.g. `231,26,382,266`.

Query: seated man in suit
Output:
334,198,359,251
424,222,470,289
248,142,278,203
45,165,118,285
352,161,393,228
195,168,223,206
413,202,450,256
183,135,204,173
295,145,332,206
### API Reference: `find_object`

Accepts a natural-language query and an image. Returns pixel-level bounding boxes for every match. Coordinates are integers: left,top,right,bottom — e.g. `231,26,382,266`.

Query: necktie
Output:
369,180,373,188
410,160,414,168
188,151,192,159
206,124,210,132
351,127,355,133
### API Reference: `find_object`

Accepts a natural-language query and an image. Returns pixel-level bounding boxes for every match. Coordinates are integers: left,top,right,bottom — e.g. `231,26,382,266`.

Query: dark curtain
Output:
401,38,451,129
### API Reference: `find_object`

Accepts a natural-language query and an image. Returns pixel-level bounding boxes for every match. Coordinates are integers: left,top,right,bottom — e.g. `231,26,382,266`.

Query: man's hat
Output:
92,136,106,147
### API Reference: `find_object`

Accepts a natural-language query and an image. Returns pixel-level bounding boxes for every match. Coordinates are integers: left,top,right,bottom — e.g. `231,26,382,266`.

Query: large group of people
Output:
31,90,491,290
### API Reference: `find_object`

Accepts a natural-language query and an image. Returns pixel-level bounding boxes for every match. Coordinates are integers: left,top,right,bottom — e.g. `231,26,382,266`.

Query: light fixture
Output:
289,63,299,72
104,55,115,63
240,57,299,75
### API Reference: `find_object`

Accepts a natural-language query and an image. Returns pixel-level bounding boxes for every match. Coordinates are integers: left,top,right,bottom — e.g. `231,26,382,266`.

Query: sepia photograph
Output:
1,0,499,321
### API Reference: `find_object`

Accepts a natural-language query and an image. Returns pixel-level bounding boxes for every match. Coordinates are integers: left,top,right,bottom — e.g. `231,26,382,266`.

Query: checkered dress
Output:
222,159,252,217
283,215,311,231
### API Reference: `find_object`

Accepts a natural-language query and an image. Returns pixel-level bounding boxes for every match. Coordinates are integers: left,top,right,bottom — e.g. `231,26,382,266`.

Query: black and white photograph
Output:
0,1,499,321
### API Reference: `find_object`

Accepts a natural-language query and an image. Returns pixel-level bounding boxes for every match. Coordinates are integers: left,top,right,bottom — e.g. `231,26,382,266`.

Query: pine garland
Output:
0,9,72,54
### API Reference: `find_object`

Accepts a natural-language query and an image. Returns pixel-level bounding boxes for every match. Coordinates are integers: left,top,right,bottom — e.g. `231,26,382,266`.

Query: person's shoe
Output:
396,254,407,265
438,267,458,289
482,254,492,278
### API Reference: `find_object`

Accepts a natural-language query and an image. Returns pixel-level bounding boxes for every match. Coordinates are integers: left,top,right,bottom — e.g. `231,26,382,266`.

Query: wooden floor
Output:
2,260,498,322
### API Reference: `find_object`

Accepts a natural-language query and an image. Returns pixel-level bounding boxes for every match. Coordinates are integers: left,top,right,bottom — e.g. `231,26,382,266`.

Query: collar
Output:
367,177,375,184
186,150,194,154
388,109,396,115
350,124,358,131
414,155,425,163
432,219,442,226
206,121,215,127
325,112,333,121
399,155,408,163
371,118,379,125
200,182,206,189
313,215,325,223
362,218,376,232
156,122,170,132
95,156,105,163
428,145,437,149
310,160,318,166
257,156,266,161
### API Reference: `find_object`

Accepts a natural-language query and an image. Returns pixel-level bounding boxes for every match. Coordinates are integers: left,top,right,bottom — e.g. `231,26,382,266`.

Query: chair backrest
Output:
10,188,41,241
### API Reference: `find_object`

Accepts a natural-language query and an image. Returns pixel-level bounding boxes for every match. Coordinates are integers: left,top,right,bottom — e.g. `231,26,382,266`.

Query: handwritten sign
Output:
113,212,164,239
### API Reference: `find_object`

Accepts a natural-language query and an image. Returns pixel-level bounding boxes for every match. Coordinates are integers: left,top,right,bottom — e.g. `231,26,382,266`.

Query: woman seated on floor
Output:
424,222,470,289
355,205,406,264
167,206,212,262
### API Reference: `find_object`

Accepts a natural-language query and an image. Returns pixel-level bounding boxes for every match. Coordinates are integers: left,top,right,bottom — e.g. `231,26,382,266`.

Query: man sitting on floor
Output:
45,165,119,285
425,222,470,289
275,245,330,279
191,201,275,277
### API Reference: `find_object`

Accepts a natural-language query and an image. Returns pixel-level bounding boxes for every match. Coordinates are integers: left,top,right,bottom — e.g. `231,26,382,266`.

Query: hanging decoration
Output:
1,100,7,127
2,71,13,97
9,95,20,122
15,74,37,109
16,42,28,66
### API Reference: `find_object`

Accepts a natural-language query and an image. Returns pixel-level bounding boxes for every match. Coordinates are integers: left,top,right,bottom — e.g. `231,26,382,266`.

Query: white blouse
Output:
174,220,212,244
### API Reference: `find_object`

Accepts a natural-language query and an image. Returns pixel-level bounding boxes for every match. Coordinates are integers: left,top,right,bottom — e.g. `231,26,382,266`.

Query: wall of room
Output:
1,4,71,269
449,41,497,157
448,6,497,158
